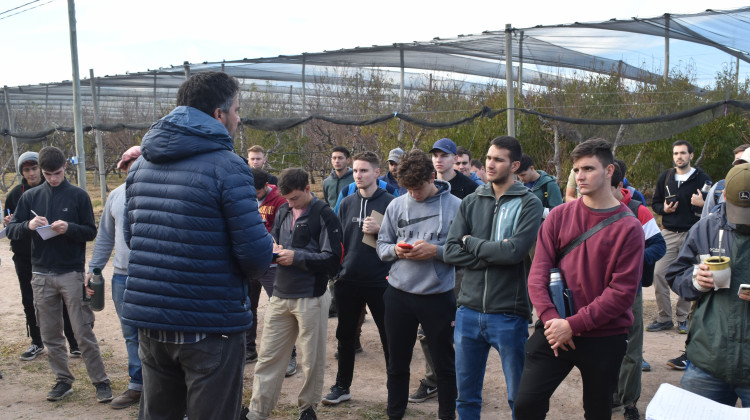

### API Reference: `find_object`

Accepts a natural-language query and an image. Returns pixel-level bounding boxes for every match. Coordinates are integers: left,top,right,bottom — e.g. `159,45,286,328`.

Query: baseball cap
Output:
430,138,457,155
724,163,750,225
117,146,142,170
733,148,750,165
387,148,404,163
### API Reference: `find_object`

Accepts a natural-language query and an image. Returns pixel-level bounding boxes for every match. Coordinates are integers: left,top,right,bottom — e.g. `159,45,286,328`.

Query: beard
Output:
490,169,512,186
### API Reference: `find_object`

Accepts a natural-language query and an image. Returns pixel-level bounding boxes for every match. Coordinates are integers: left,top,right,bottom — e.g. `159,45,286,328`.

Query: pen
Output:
6,209,10,216
30,210,39,217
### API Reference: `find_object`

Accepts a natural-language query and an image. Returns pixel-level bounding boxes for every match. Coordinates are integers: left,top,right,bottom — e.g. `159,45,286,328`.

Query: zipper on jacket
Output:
484,197,502,312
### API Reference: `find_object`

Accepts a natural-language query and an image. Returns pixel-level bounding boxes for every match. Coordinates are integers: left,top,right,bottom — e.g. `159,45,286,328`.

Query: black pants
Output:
138,331,246,420
515,326,627,420
13,254,78,349
384,286,456,420
246,267,274,352
334,281,388,389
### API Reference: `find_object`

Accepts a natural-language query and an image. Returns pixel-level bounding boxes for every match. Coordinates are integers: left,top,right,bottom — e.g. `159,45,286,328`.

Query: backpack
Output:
273,199,344,279
627,198,655,288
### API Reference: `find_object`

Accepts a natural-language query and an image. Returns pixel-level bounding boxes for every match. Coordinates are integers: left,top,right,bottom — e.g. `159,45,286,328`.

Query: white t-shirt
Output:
675,168,695,188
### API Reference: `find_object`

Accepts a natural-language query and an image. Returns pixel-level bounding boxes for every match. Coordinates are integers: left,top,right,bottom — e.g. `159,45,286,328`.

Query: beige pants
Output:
653,229,691,323
31,271,109,385
248,291,331,419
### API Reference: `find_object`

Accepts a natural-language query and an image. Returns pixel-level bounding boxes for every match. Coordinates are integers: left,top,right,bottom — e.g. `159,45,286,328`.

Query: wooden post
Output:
89,69,107,204
183,61,191,79
399,46,405,143
67,0,86,189
505,24,515,137
3,86,20,179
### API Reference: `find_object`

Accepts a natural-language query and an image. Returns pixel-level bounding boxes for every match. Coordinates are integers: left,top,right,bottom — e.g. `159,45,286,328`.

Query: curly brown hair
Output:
397,150,435,189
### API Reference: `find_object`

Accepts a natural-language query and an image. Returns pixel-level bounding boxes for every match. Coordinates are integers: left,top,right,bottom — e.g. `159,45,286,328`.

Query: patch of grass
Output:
355,403,389,420
271,402,299,418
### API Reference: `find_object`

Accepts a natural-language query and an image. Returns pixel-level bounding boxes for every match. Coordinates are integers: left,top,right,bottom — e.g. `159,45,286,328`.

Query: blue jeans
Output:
454,306,528,420
112,274,143,391
681,363,750,407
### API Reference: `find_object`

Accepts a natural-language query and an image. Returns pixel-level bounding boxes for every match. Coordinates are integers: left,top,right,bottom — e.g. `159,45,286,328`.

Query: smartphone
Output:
397,243,414,249
739,284,750,297
272,252,280,262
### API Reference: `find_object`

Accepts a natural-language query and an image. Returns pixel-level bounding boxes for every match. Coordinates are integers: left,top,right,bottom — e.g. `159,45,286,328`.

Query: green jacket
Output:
322,168,354,208
445,182,543,317
528,170,563,210
667,204,750,385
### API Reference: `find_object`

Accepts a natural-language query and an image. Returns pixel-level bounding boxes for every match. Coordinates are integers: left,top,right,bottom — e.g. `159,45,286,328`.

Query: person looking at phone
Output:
377,149,461,420
666,163,750,407
649,140,712,335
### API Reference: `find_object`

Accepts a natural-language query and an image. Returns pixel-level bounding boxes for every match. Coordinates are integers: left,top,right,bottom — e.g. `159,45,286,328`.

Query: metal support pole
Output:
505,24,515,137
153,70,157,122
301,54,306,137
399,47,405,143
3,86,20,178
518,31,524,98
664,14,670,82
67,0,86,188
89,69,107,204
736,57,740,94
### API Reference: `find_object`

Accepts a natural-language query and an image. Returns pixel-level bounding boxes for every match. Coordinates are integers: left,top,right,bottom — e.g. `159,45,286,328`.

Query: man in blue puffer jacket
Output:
122,72,273,420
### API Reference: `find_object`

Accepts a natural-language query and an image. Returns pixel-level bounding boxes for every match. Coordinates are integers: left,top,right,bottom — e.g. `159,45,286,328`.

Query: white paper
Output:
35,225,61,240
646,383,750,420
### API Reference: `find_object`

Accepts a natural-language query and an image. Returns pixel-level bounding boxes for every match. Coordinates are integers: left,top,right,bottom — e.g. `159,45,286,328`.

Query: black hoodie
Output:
337,186,395,287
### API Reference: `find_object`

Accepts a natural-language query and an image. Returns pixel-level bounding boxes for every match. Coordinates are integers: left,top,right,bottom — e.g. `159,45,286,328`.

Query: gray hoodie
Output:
377,179,460,295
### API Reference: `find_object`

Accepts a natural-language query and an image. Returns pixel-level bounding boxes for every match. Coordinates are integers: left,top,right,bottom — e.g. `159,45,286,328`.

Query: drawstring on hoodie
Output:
358,196,368,228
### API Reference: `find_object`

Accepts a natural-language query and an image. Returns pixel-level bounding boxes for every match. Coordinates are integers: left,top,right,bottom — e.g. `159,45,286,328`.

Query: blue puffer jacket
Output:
122,106,273,333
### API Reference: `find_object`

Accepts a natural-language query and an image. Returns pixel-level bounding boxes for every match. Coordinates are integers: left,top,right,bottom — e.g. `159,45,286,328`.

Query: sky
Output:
1,0,749,87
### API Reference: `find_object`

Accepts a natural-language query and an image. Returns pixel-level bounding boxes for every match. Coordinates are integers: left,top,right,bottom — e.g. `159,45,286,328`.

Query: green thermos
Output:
83,268,106,312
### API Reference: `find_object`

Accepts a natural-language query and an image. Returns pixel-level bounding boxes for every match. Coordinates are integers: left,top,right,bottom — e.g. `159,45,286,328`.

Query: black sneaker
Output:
95,382,113,403
408,380,437,403
645,320,674,332
667,352,688,370
623,404,640,420
20,343,45,361
285,355,297,377
322,384,351,405
70,348,82,358
246,350,258,364
298,407,317,420
47,381,73,401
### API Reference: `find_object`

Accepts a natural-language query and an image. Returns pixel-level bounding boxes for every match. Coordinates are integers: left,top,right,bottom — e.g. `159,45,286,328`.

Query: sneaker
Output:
246,349,258,364
20,343,45,361
95,382,113,403
47,381,73,401
623,404,640,420
645,320,674,332
677,320,689,334
285,355,297,377
322,384,352,405
641,359,651,372
408,380,438,403
667,352,688,370
298,407,317,420
70,348,82,358
110,389,141,409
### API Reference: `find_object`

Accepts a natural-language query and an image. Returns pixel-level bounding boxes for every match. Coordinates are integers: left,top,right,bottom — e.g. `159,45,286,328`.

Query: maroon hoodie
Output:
528,199,644,337
258,185,287,232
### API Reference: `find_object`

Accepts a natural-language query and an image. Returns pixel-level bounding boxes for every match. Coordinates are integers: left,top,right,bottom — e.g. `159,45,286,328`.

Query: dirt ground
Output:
0,236,688,419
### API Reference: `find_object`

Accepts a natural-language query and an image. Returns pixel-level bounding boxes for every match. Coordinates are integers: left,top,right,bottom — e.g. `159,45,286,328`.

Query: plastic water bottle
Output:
548,268,567,319
86,268,106,312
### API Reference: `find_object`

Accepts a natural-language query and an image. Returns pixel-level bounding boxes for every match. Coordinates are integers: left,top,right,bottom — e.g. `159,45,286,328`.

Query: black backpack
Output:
273,199,344,279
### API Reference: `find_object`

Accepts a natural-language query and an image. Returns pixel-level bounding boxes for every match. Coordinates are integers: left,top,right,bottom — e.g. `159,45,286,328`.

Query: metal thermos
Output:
84,268,106,312
549,268,567,319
